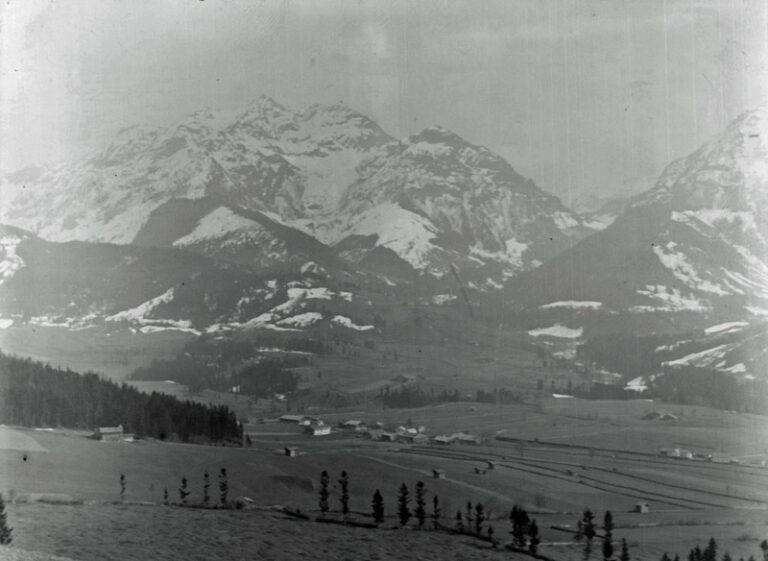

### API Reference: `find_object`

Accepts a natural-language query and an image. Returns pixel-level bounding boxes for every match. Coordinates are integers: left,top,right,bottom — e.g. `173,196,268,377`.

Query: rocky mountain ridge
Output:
0,96,588,279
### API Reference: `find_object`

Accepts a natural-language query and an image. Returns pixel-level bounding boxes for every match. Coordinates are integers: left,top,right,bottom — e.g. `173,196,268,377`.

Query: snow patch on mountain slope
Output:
0,318,14,329
583,214,617,231
625,377,648,392
672,209,755,232
664,343,737,368
173,206,260,246
277,312,323,328
552,211,580,231
286,287,334,300
30,316,73,328
209,316,300,333
723,362,746,374
224,285,352,331
655,339,692,353
0,235,24,284
331,315,375,331
704,321,749,335
652,242,728,295
334,203,441,270
745,306,768,316
504,239,528,268
106,288,175,322
102,288,199,334
634,285,710,312
528,324,583,339
300,261,328,278
466,238,529,270
139,324,200,336
267,286,347,315
432,294,457,305
729,245,768,298
540,301,602,310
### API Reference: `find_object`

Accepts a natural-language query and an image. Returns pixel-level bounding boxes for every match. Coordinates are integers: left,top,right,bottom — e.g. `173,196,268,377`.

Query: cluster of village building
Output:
277,414,482,445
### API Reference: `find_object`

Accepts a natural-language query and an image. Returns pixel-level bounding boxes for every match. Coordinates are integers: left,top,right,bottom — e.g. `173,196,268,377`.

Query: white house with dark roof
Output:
305,422,331,436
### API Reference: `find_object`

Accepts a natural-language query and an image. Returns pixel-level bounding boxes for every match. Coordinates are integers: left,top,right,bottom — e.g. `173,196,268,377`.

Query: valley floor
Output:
2,399,767,561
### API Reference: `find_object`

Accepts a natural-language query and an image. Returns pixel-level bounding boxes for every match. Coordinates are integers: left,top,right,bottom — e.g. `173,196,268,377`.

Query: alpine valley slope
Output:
0,96,591,282
506,108,768,380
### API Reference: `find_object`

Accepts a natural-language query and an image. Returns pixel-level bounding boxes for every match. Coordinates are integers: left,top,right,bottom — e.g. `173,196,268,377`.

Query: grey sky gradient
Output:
1,0,766,205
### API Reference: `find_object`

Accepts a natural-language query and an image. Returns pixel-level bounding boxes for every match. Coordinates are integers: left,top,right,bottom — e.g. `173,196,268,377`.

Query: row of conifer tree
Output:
316,470,548,554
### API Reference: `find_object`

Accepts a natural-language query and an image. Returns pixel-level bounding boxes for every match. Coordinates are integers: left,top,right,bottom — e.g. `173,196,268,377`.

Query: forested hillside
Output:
128,336,313,393
0,353,243,444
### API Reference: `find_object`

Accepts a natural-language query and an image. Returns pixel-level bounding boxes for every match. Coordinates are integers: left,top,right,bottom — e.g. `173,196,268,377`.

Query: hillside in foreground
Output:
2,396,767,561
7,503,515,561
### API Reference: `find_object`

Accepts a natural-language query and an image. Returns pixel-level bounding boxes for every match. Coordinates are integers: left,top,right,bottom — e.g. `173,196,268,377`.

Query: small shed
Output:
284,446,298,457
634,502,650,513
432,469,446,479
93,424,124,442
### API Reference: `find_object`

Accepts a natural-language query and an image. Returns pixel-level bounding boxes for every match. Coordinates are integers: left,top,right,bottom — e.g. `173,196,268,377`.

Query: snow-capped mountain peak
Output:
508,108,768,323
0,96,589,282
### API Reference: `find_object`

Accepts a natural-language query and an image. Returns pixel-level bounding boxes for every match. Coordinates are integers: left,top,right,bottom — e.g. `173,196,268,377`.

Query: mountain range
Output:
0,96,590,281
1,98,766,385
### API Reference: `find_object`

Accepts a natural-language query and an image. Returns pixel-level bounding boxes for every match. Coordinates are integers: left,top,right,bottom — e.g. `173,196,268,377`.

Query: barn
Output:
93,424,124,442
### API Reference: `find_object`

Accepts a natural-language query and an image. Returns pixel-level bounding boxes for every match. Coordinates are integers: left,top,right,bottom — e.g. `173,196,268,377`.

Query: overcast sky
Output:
1,0,766,206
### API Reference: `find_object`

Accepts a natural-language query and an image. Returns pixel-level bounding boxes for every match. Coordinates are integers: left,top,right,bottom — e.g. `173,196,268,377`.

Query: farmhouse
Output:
634,502,650,513
397,426,418,435
367,429,396,442
455,432,482,445
433,434,456,445
341,420,367,431
305,422,331,436
92,424,124,442
395,433,429,444
432,469,446,479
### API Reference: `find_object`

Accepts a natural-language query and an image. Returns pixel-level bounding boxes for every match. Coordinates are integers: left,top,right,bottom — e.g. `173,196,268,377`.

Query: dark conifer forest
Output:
0,352,243,444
